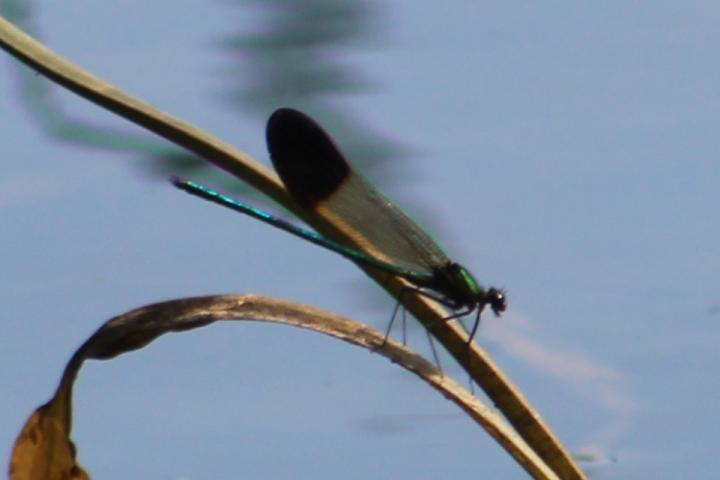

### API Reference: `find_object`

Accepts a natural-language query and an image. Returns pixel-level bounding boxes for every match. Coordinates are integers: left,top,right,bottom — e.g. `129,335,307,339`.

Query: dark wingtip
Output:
267,108,316,145
266,108,323,151
266,107,350,206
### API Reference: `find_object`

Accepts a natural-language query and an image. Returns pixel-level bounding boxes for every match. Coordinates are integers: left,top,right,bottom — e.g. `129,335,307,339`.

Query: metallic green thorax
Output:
458,264,483,299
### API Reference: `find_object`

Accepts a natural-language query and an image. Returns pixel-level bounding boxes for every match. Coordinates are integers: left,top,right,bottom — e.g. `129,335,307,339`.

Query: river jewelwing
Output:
173,108,506,342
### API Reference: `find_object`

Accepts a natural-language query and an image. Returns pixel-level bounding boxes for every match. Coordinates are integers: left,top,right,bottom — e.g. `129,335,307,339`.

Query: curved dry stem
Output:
0,17,584,479
61,295,559,480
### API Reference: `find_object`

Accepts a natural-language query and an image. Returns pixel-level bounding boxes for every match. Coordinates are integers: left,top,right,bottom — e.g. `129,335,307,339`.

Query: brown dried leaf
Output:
9,390,88,479
9,294,553,480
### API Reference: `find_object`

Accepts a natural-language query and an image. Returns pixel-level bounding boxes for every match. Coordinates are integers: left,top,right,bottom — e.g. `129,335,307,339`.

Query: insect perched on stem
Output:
173,108,507,343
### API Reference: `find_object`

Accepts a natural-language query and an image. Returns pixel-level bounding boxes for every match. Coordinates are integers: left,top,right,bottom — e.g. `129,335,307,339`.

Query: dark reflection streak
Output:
3,0,407,198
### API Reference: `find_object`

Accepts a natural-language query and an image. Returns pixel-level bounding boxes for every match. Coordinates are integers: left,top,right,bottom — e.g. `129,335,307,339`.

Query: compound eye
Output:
487,288,507,315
